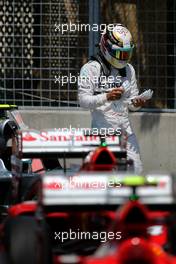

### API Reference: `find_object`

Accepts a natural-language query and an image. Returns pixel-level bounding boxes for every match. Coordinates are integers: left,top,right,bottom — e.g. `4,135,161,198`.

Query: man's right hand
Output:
106,87,124,101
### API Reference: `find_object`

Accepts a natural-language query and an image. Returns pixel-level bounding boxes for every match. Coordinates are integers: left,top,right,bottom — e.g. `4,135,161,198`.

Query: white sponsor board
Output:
20,129,121,154
42,173,174,206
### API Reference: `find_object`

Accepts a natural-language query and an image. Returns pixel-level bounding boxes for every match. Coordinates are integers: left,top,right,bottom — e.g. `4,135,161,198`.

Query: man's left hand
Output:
131,98,146,107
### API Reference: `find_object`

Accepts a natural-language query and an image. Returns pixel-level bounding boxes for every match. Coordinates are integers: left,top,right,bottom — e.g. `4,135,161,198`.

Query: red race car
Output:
1,172,176,264
78,175,176,264
8,128,132,202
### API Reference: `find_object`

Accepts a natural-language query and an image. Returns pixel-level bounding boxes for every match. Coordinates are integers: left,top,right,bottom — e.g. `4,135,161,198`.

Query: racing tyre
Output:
4,216,52,264
168,223,176,255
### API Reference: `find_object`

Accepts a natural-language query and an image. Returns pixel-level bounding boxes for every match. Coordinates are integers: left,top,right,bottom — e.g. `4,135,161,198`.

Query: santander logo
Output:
22,131,104,143
22,133,37,141
22,131,117,144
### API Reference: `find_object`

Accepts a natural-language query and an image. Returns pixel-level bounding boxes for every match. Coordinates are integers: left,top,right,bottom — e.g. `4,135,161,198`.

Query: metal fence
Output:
0,0,89,107
0,0,176,109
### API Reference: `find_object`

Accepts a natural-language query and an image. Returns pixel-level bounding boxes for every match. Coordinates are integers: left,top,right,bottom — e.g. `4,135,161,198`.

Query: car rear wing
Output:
8,109,28,130
16,129,126,158
41,173,176,210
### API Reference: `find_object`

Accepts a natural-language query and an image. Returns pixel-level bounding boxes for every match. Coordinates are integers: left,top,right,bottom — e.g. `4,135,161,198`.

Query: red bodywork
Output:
4,146,176,263
81,147,117,171
80,238,176,264
6,198,176,264
77,201,176,264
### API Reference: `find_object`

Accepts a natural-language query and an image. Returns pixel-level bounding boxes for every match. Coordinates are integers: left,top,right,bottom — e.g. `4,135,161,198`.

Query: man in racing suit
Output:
78,24,145,173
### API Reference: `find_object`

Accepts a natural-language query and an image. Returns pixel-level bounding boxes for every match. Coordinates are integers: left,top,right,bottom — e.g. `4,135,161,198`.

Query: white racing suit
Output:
78,60,143,173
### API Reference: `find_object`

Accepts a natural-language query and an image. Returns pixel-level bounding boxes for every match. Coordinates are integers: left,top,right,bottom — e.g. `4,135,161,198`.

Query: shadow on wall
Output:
140,111,161,132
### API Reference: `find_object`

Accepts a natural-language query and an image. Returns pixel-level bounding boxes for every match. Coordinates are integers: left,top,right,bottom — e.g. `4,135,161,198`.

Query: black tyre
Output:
4,216,52,264
168,223,176,255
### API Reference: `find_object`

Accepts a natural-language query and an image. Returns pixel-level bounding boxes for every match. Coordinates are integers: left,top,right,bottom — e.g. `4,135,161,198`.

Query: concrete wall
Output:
20,109,176,173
